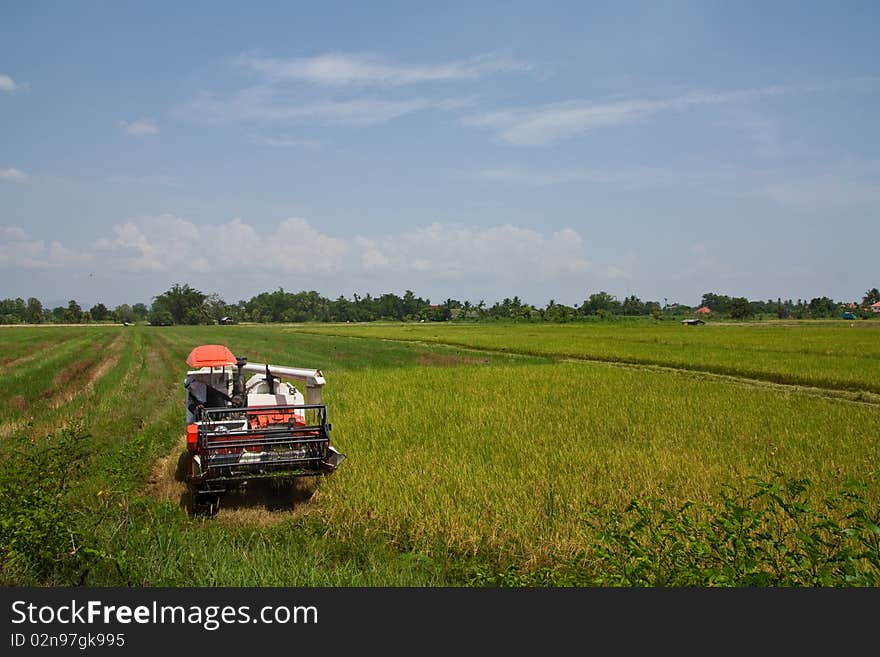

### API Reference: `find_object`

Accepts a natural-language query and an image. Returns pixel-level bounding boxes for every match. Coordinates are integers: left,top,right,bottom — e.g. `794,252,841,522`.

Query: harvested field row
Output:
0,331,131,438
0,330,117,402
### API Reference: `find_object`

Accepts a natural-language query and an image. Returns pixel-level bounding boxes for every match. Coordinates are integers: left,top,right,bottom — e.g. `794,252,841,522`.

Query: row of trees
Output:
0,297,150,326
1,285,878,325
144,286,695,324
697,290,880,320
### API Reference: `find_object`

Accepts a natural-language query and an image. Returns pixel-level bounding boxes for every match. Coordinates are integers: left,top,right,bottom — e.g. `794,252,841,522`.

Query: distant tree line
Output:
1,285,878,325
0,297,150,325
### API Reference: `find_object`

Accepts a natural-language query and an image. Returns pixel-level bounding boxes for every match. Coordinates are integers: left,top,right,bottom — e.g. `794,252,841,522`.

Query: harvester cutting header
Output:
183,344,344,513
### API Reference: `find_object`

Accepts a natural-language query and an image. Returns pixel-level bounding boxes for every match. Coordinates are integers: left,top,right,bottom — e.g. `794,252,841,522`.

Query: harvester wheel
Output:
193,490,222,517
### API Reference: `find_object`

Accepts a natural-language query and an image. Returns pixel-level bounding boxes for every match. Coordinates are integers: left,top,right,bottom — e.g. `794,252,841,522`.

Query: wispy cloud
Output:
463,88,791,145
474,167,623,186
108,174,183,187
120,118,159,136
0,168,29,183
246,134,321,149
710,110,788,160
178,52,505,127
463,80,878,145
237,52,531,87
471,165,738,190
0,74,20,92
182,88,442,125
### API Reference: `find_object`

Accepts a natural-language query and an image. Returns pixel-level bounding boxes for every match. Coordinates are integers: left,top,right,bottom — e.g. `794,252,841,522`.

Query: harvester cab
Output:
183,344,344,514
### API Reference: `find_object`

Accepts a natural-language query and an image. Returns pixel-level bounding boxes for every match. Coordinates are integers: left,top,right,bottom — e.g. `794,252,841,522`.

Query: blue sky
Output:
1,1,878,308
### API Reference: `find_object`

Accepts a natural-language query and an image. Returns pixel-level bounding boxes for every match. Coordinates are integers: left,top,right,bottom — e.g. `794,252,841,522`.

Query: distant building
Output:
695,306,711,315
872,302,880,314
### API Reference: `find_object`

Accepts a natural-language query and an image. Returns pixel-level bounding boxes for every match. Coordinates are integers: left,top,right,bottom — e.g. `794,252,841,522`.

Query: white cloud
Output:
461,83,839,145
474,168,623,186
0,74,19,92
354,223,589,280
0,168,29,183
238,52,530,87
94,214,202,272
465,100,661,145
182,89,439,125
246,134,321,149
120,119,159,136
178,51,503,126
0,226,91,269
108,174,182,187
256,217,350,273
471,165,742,192
3,216,591,289
91,215,349,275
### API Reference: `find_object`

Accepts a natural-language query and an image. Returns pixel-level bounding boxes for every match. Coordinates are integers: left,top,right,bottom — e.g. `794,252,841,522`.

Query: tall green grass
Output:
314,360,879,564
1,325,877,586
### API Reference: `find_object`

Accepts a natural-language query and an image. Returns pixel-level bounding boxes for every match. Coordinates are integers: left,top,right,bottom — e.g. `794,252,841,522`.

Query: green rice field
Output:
1,321,878,586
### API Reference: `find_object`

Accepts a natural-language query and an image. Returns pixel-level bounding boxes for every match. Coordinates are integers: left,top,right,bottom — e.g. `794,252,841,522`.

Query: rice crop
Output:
1,323,877,586
291,321,880,394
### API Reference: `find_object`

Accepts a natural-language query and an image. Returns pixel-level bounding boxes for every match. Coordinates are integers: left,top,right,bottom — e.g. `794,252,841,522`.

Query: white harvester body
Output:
182,344,344,513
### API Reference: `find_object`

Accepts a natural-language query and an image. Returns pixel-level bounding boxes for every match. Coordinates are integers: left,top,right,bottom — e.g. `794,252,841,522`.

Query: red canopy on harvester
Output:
186,344,236,368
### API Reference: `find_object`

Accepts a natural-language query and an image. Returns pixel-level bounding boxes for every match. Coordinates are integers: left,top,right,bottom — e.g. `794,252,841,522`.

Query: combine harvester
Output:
183,344,344,514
